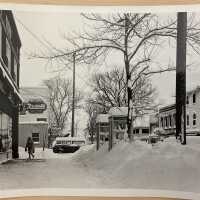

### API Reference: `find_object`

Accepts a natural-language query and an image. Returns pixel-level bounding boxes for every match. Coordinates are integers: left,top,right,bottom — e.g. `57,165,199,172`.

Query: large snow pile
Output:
73,137,200,192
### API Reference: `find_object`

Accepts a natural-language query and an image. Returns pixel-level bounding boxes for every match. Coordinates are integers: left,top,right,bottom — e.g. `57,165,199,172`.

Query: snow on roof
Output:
19,121,48,125
133,114,150,127
96,114,109,123
108,107,128,116
56,136,86,141
187,85,200,95
20,87,48,103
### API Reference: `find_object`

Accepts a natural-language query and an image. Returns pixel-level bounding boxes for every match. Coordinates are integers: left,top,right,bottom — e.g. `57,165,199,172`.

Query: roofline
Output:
159,103,176,113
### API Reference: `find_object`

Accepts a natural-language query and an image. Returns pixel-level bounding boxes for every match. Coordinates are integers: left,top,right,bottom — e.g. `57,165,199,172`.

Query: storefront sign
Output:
28,102,47,113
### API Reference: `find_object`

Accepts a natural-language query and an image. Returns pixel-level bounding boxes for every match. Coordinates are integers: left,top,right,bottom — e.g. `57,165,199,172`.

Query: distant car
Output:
52,137,86,153
148,134,160,144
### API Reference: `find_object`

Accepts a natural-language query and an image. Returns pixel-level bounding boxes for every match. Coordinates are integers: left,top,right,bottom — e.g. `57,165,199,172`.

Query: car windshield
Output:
72,141,85,145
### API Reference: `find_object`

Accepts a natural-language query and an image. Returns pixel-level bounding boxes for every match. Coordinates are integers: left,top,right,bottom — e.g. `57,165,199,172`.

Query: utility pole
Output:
176,12,187,145
71,52,76,137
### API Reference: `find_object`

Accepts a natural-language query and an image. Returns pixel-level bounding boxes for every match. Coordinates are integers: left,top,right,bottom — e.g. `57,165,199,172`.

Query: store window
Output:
32,132,40,144
0,112,12,153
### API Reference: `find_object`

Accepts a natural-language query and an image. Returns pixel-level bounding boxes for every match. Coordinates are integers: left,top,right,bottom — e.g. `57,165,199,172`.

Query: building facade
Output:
158,86,200,135
19,87,49,148
0,11,22,163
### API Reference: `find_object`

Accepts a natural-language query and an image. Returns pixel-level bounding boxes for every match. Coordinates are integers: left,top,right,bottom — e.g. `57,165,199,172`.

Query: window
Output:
169,115,172,127
187,115,189,126
186,96,189,104
193,113,197,126
6,38,11,72
37,118,47,122
133,129,139,134
72,141,85,145
165,116,168,128
193,93,196,104
161,117,163,128
142,129,149,134
0,112,12,152
32,133,40,143
173,114,176,126
13,58,18,83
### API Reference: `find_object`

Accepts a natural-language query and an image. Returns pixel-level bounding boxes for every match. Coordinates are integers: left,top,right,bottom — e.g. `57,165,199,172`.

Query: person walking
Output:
25,137,35,159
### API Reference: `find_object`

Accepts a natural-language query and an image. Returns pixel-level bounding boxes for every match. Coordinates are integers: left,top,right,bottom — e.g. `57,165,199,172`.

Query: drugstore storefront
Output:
0,77,21,163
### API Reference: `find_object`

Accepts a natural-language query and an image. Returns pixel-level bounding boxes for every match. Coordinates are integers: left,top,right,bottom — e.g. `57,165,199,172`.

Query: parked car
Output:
52,137,86,153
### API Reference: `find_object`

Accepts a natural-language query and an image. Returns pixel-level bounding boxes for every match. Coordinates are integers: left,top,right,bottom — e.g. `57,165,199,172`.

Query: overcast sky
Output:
13,10,200,106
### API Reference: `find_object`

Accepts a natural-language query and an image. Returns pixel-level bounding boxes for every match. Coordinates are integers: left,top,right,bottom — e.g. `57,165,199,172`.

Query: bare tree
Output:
90,68,156,111
84,102,104,143
90,68,127,110
44,76,81,132
35,13,200,137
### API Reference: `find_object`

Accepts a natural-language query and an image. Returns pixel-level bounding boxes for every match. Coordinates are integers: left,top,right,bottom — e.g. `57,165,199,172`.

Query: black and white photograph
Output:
0,4,200,199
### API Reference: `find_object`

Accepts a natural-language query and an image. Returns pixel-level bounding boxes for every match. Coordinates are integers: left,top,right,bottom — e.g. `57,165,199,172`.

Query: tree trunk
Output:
124,14,132,139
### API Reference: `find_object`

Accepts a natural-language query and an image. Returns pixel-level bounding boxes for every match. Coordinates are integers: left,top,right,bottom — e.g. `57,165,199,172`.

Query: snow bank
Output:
72,137,200,192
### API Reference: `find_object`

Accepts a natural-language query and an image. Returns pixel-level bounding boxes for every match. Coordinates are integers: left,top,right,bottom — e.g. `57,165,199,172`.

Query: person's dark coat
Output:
25,137,35,154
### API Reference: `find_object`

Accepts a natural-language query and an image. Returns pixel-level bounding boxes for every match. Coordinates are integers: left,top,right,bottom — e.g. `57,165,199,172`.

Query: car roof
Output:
56,137,85,141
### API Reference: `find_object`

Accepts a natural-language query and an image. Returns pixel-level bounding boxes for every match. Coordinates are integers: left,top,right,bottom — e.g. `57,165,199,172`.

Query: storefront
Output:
0,82,22,163
0,10,22,163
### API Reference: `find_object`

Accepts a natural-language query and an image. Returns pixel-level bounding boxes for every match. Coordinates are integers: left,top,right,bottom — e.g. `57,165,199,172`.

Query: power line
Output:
16,16,94,91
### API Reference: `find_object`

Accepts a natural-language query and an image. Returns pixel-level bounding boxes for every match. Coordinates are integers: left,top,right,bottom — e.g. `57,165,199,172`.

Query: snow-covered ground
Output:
0,136,200,194
73,136,200,193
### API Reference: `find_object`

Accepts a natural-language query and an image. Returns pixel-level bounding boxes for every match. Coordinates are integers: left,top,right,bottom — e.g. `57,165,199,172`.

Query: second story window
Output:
186,96,189,104
165,116,168,128
13,58,18,83
169,115,172,127
187,115,189,126
193,93,196,104
160,117,163,128
193,113,197,126
6,38,12,72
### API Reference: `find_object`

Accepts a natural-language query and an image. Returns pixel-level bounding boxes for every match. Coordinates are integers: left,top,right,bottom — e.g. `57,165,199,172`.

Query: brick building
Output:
0,10,22,162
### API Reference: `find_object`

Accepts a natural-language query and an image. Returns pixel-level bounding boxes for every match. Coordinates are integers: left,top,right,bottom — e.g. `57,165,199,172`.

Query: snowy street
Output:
1,137,200,193
0,145,102,189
